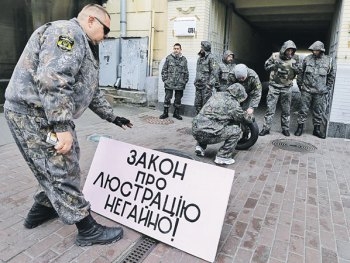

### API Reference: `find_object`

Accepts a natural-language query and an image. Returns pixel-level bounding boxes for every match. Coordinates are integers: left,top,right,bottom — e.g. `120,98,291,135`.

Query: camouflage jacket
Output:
297,53,335,94
265,40,300,88
161,53,189,90
194,52,218,89
192,91,245,135
4,18,116,132
228,68,262,108
217,50,236,91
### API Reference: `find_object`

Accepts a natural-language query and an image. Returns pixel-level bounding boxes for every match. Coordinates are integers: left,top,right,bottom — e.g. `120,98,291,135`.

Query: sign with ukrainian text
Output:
83,138,234,262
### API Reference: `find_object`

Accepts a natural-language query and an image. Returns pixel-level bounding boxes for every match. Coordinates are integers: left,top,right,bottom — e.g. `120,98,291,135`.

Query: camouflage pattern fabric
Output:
163,89,184,109
296,41,335,125
161,52,188,109
5,109,90,224
192,86,247,158
194,41,219,113
297,91,325,125
262,40,300,130
4,18,117,132
161,53,189,91
228,68,262,110
264,86,292,130
3,18,120,224
217,50,236,92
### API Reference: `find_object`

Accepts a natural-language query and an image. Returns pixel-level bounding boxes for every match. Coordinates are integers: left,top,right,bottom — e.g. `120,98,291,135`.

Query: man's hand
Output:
246,107,254,115
113,116,133,130
54,131,73,154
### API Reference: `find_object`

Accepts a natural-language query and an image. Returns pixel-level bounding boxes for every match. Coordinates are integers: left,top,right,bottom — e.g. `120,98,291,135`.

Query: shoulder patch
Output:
57,35,74,51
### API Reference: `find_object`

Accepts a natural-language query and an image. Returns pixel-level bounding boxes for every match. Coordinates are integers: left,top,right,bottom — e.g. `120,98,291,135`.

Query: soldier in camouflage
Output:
4,4,132,247
192,83,251,165
194,41,219,114
228,64,262,142
294,41,335,139
217,50,236,92
159,43,189,120
259,40,300,137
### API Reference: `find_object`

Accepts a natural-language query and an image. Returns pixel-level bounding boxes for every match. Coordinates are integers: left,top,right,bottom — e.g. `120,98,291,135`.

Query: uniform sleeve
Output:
249,76,262,108
264,55,275,71
36,25,85,131
89,88,116,122
184,57,189,84
296,59,306,88
326,59,335,90
208,56,219,87
161,57,169,82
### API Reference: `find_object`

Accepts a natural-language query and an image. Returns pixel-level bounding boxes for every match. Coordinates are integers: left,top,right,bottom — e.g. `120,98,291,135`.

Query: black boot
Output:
24,202,59,229
259,128,270,136
313,125,326,139
294,124,304,136
75,214,123,246
159,107,169,119
173,108,182,120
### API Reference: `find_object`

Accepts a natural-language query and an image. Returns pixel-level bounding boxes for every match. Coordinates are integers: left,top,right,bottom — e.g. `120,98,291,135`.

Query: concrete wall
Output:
329,0,350,138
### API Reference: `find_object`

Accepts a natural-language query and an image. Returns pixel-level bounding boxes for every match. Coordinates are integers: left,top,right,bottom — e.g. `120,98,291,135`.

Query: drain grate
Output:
272,139,317,153
140,115,174,125
115,236,158,263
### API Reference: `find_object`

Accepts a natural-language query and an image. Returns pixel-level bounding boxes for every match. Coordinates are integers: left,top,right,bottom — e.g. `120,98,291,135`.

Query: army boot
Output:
159,107,169,119
173,108,183,120
24,202,59,229
75,214,123,246
294,124,304,136
313,125,326,139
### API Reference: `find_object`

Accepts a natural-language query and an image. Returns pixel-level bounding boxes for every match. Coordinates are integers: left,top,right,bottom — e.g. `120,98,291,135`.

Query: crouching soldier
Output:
192,83,251,165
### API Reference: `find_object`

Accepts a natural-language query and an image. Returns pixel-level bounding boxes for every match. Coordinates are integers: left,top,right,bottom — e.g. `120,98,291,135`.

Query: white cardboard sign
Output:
83,138,234,262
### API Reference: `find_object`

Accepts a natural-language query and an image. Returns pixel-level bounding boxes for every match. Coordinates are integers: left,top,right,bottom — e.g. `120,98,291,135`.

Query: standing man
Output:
217,50,236,92
228,63,262,142
159,43,189,120
194,41,219,114
294,41,335,139
259,40,300,136
4,4,133,246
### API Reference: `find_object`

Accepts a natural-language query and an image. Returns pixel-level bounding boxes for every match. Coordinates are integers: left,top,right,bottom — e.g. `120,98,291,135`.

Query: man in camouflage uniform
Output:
294,41,335,139
192,83,250,165
217,50,236,92
159,43,189,120
194,41,219,114
4,4,132,246
259,40,300,137
228,64,262,141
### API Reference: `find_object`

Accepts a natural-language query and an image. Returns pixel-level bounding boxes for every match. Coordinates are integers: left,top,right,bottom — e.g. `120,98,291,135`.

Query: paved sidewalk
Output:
1,104,350,263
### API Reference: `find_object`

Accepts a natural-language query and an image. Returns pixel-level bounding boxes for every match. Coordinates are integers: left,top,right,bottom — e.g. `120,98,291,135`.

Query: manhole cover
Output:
115,236,158,263
140,115,174,125
272,139,317,153
177,127,192,135
87,134,112,142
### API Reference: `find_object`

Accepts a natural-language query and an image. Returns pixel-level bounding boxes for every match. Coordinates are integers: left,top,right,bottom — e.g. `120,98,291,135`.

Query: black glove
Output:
113,116,133,128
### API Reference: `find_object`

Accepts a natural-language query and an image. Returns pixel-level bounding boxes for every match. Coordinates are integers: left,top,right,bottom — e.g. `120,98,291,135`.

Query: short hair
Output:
78,4,110,20
174,43,182,49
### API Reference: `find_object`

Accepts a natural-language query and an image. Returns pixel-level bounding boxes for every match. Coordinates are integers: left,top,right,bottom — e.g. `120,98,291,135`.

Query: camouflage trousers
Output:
4,109,90,225
262,85,292,131
193,125,241,158
297,91,325,125
163,89,183,109
194,86,213,114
